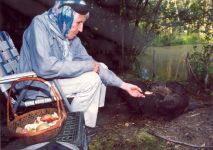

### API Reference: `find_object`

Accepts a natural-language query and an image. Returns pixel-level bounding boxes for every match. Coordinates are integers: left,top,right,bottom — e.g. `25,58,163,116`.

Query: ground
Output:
0,82,212,150
89,85,213,150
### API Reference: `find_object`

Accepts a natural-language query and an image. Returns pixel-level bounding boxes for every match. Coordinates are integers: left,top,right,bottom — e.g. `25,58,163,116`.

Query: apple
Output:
41,114,52,123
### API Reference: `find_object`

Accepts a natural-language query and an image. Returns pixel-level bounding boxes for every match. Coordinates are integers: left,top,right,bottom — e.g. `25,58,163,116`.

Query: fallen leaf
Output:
125,123,130,127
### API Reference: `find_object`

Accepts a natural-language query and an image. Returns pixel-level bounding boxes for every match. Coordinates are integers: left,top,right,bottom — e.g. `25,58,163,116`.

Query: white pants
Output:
57,72,106,127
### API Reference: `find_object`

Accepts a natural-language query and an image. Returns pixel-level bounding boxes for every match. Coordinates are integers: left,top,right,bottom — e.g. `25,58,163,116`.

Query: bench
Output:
0,31,88,150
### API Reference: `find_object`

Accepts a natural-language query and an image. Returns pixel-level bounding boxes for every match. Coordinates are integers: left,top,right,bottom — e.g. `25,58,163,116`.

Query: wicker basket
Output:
6,77,67,144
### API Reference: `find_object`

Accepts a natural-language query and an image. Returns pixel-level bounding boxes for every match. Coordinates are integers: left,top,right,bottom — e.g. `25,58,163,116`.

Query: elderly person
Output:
17,0,145,128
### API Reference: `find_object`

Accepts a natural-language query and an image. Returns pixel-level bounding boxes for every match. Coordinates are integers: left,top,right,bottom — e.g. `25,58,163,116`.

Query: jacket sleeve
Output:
27,17,93,79
99,64,124,87
72,39,124,87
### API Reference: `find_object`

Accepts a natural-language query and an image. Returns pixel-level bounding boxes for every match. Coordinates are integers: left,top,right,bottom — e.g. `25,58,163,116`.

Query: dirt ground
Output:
89,88,213,150
1,84,212,150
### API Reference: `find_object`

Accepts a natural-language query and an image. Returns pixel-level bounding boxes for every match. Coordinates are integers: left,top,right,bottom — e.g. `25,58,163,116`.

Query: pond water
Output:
137,44,203,81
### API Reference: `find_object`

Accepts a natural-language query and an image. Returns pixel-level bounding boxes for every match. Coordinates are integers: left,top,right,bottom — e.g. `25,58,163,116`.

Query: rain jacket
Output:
17,11,123,99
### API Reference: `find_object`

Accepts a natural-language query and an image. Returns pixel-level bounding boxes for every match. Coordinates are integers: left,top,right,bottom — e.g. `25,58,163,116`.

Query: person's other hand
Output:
120,82,145,98
92,61,100,74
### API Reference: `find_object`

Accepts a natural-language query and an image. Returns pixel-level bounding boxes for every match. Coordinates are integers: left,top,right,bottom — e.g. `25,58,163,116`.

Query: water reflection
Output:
137,44,203,81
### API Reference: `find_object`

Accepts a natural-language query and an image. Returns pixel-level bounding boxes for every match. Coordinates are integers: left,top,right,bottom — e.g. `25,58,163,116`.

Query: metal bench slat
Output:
0,41,10,51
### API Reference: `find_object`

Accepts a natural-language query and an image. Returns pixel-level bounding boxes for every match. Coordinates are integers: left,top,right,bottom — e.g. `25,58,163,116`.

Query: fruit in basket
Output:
36,122,50,131
48,120,58,126
28,128,36,132
15,112,58,133
16,127,23,133
52,112,59,119
16,126,36,134
35,116,42,123
41,112,59,123
25,122,40,131
41,114,52,123
21,128,29,134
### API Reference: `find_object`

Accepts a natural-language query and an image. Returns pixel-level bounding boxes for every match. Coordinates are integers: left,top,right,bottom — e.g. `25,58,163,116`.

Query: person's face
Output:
66,13,87,40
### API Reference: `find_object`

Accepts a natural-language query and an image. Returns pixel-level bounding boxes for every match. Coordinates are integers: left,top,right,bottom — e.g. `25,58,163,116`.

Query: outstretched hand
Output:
120,82,145,98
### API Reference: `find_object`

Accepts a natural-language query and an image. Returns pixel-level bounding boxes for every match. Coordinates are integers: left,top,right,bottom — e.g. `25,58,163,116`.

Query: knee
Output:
84,72,101,87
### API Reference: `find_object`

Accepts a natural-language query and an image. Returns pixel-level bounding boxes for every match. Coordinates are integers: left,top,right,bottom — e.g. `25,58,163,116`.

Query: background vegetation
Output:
83,0,212,76
1,0,213,86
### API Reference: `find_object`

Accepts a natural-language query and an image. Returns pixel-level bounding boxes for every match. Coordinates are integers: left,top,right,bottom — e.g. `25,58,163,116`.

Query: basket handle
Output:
7,77,66,127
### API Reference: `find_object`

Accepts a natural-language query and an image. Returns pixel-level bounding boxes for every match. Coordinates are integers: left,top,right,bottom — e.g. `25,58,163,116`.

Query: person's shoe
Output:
86,126,96,138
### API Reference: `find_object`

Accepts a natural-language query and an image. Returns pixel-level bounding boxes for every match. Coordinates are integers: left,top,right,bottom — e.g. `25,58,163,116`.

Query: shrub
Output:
188,45,213,88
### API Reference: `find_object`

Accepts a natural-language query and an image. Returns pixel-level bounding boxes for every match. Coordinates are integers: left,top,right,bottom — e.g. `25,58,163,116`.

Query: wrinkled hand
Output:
92,61,100,74
120,82,145,98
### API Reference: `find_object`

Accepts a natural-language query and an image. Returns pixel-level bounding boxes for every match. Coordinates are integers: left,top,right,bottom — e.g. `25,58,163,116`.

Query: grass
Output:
151,33,206,47
89,128,166,150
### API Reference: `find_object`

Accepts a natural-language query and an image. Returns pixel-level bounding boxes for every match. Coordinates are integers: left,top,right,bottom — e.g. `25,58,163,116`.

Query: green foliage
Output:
188,45,213,83
152,33,205,46
134,129,165,150
161,0,212,34
87,0,212,72
89,129,165,150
